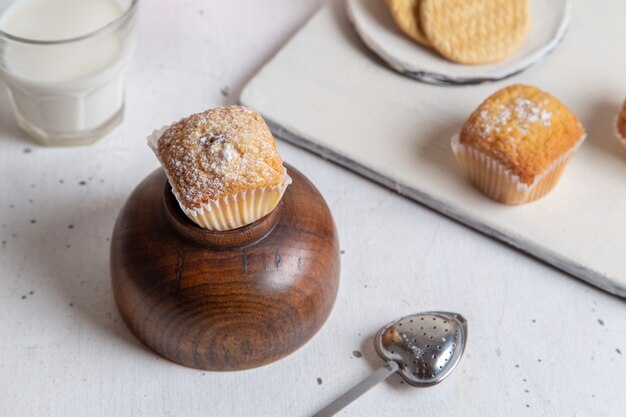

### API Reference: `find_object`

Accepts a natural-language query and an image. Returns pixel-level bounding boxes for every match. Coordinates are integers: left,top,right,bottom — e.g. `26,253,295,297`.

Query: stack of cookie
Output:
385,0,531,64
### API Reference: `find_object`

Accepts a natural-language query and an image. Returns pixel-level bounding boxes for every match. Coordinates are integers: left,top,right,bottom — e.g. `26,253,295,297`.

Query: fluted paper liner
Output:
451,133,586,205
148,125,291,231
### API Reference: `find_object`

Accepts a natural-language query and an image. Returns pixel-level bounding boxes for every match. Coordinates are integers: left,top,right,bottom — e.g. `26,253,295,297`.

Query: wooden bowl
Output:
110,165,340,371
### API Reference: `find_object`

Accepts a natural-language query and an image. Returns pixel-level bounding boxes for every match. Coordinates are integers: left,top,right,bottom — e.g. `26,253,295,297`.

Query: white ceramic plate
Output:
346,0,571,85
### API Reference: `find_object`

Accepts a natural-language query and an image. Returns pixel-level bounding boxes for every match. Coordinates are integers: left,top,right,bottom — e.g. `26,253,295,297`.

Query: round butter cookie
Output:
385,0,430,46
420,0,531,65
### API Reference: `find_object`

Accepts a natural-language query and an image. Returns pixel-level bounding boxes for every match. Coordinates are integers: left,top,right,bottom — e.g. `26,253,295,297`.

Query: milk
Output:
0,0,136,145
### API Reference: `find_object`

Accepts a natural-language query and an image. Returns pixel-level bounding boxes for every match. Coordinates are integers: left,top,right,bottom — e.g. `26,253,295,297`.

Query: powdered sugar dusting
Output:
474,95,552,141
153,106,285,209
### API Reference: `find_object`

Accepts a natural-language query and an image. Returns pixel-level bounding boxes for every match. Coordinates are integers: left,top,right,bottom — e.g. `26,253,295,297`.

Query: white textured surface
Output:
241,0,626,298
0,1,625,416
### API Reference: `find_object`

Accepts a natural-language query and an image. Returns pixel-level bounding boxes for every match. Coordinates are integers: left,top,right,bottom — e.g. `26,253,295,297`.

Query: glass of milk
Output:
0,0,138,146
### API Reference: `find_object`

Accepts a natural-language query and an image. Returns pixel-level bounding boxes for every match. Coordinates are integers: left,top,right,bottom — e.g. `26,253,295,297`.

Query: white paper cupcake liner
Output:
182,178,291,231
451,133,586,205
147,124,292,231
146,124,171,153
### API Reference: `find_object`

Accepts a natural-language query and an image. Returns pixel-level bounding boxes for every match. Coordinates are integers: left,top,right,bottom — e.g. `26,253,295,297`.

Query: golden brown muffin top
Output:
156,106,285,209
460,84,585,185
617,100,626,140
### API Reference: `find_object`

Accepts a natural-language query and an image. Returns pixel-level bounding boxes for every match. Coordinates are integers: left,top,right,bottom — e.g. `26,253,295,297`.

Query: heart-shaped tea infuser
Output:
313,311,467,416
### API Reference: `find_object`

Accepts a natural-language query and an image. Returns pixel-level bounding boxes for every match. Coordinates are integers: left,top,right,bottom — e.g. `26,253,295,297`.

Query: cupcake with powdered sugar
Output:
452,84,586,205
148,105,291,231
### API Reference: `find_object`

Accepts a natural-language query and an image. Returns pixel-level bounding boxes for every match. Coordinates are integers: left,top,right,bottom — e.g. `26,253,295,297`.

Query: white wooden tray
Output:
240,0,626,297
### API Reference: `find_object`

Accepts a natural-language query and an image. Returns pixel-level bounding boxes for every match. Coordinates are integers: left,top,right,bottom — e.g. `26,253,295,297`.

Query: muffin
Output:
614,100,626,148
451,84,586,205
148,105,291,231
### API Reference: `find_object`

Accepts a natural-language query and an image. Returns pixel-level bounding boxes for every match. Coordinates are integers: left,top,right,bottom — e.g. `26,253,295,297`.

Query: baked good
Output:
385,0,430,47
148,105,291,230
420,0,531,64
452,84,586,204
615,100,626,147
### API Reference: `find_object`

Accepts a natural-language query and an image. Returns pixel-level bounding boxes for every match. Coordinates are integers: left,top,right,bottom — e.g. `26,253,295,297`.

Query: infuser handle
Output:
312,360,399,417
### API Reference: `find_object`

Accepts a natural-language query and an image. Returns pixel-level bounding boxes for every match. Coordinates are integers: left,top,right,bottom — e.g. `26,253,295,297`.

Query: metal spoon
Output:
313,311,467,417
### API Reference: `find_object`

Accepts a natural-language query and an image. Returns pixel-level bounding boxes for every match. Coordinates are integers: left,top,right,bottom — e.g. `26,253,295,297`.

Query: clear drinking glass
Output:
0,0,138,146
